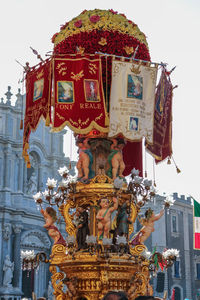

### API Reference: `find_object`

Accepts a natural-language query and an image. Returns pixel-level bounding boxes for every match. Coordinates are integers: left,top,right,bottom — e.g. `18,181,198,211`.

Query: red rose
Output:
109,9,118,14
74,20,82,28
90,15,100,23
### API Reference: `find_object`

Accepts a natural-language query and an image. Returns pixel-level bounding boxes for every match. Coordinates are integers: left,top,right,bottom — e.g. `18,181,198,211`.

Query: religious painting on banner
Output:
146,68,173,162
23,60,52,166
52,55,108,134
108,59,158,143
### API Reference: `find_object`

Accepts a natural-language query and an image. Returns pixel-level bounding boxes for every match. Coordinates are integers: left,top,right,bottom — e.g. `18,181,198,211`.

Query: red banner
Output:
23,60,51,166
146,68,173,163
52,55,108,134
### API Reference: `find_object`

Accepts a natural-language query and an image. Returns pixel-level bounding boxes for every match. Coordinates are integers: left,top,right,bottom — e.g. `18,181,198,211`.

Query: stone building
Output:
139,193,200,300
0,87,75,300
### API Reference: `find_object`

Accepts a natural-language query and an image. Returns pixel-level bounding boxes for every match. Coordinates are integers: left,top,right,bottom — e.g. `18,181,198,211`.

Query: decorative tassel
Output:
69,162,72,169
20,119,23,130
144,148,147,177
153,158,156,187
45,113,50,126
27,161,31,168
171,156,181,174
167,157,171,164
105,115,109,126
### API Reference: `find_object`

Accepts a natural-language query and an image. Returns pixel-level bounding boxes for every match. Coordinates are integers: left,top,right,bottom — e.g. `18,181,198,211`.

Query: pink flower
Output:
74,20,82,28
109,9,118,14
89,15,100,23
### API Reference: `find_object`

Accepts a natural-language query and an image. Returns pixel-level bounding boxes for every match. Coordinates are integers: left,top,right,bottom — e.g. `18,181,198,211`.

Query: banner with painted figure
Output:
108,59,158,143
52,55,108,134
23,60,52,167
146,68,173,162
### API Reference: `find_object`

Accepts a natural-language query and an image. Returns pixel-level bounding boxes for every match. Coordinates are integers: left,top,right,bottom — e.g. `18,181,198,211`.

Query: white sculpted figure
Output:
3,255,14,287
27,171,37,195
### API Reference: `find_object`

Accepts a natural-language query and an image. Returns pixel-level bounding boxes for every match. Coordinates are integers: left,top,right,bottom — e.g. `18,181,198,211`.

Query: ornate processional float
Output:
21,9,179,300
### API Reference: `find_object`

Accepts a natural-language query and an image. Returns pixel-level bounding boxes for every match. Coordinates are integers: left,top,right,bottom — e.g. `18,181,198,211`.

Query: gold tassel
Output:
171,156,181,174
45,113,50,126
69,162,72,169
154,181,157,187
20,119,23,130
27,161,31,168
105,115,109,126
145,171,147,177
167,157,171,164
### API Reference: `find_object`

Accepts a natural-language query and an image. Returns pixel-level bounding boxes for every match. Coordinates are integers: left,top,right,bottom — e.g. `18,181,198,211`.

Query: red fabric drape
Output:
123,141,143,176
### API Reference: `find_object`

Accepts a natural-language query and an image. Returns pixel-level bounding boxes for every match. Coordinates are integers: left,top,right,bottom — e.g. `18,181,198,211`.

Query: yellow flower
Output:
124,46,134,55
98,38,107,46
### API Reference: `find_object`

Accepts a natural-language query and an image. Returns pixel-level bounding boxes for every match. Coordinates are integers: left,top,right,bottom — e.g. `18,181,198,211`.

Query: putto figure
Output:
76,137,94,182
41,207,66,246
107,138,126,180
96,197,118,239
131,208,164,245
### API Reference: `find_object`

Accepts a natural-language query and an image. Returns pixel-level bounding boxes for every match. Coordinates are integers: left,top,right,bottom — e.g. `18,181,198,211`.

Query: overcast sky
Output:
0,0,200,201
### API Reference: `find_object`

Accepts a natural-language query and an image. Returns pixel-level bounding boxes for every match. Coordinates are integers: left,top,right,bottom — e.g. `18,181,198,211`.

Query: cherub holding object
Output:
96,197,118,239
107,138,126,180
41,207,66,246
76,137,94,181
131,208,164,245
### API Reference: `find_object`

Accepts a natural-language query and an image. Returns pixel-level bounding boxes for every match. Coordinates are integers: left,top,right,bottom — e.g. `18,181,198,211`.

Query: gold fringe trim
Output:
45,112,50,126
20,120,23,130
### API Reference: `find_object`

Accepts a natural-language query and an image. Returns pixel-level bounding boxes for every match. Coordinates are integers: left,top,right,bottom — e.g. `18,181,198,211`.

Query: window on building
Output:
174,260,180,278
197,263,200,279
172,215,177,233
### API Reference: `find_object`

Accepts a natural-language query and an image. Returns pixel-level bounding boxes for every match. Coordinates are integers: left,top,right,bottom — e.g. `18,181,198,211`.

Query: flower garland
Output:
52,9,149,50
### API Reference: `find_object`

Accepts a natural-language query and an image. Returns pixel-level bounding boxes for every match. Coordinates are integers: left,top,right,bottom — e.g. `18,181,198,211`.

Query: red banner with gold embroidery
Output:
52,55,108,134
23,60,51,166
146,68,173,163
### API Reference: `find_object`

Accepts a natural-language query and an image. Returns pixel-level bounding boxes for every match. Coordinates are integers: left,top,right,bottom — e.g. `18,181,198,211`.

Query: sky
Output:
0,0,200,201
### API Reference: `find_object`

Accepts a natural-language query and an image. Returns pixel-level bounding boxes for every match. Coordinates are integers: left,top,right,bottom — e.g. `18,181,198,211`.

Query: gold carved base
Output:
50,244,151,300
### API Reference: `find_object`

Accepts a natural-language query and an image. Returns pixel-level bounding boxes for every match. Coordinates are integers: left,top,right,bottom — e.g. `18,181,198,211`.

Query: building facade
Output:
0,87,75,299
140,193,200,300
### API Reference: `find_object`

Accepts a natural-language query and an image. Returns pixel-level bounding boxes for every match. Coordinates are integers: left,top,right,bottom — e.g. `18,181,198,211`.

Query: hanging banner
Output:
52,55,108,134
146,69,173,162
108,59,158,143
23,60,51,166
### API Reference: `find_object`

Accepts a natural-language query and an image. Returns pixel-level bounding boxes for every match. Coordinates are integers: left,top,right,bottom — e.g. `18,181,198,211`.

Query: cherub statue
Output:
131,208,164,245
107,138,126,180
96,197,118,239
41,207,66,246
64,277,77,298
76,137,94,182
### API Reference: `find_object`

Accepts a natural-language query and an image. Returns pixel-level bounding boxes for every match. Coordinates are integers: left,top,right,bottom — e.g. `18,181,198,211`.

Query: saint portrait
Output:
57,81,74,103
33,78,44,101
84,79,99,102
127,74,143,100
129,116,138,131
